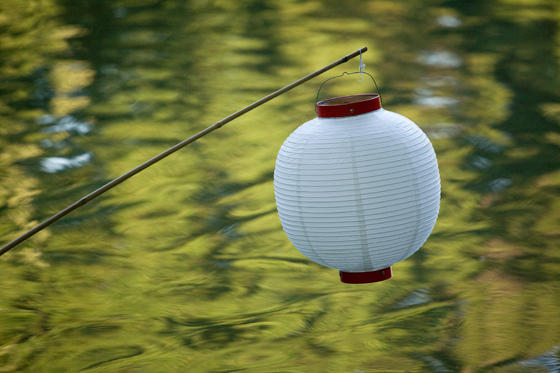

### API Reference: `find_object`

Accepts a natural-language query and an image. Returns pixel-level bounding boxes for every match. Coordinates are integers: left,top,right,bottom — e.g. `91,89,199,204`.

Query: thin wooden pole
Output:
0,47,368,257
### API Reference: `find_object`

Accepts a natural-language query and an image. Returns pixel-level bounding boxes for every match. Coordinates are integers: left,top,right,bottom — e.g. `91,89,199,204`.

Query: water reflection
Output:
40,152,92,173
39,116,92,136
1,0,560,371
436,15,462,29
418,51,463,69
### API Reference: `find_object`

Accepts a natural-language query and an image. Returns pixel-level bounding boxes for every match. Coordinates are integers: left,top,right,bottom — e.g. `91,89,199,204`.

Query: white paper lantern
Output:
274,94,440,283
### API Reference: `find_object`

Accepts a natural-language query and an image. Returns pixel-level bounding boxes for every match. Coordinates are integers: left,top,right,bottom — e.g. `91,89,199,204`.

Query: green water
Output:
1,0,559,371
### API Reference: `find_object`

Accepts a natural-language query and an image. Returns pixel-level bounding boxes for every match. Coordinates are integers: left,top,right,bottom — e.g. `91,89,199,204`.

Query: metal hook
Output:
315,71,382,112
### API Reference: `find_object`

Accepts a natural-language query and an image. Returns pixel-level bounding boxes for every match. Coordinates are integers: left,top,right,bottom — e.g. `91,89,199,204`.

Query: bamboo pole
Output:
0,47,368,257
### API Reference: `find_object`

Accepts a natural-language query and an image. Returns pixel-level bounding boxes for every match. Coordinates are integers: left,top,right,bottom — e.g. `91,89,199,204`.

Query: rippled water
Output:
1,1,559,372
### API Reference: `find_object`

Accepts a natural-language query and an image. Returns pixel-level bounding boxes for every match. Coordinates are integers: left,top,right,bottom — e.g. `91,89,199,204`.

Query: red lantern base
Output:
339,267,393,284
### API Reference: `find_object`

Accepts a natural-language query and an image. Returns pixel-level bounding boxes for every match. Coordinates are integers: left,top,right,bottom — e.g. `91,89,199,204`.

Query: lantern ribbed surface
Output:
274,95,440,277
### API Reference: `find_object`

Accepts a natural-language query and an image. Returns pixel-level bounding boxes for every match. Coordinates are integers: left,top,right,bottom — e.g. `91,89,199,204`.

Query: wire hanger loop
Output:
315,71,382,112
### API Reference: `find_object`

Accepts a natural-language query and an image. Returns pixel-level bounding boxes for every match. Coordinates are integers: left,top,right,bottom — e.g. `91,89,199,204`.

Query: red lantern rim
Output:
339,266,392,284
317,94,382,118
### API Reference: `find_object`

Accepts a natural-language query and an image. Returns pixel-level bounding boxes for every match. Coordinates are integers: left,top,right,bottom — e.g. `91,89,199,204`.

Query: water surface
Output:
1,0,559,372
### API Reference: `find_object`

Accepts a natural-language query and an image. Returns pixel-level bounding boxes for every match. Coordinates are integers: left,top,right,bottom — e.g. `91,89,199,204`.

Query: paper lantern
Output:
274,94,440,283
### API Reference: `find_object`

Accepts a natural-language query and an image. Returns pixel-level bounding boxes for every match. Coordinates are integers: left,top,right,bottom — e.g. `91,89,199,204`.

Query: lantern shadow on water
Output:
274,93,441,284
